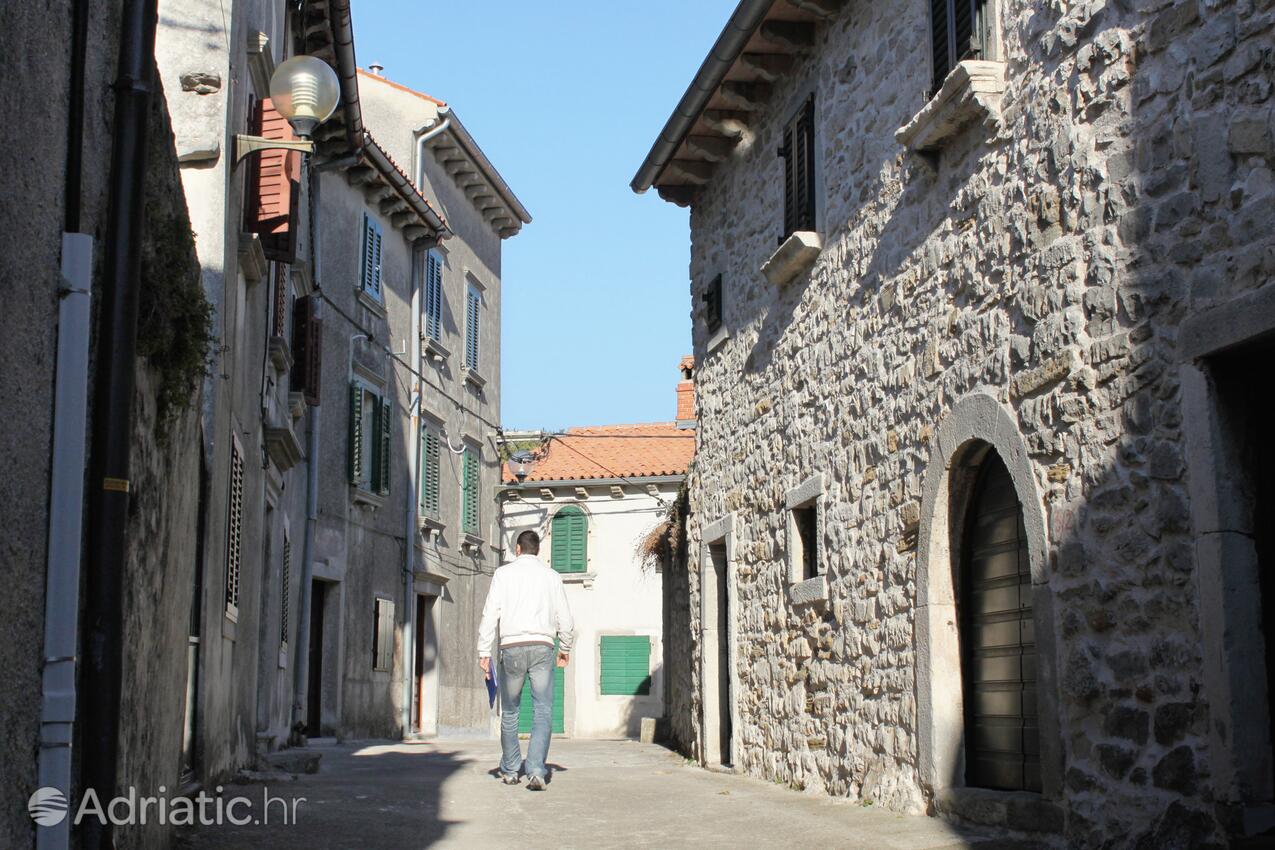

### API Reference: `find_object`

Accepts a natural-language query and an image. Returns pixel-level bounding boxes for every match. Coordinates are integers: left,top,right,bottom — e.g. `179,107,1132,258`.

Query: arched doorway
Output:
958,449,1040,792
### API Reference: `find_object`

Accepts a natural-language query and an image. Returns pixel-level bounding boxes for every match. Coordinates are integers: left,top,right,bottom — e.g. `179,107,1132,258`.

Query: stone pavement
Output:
177,738,1009,850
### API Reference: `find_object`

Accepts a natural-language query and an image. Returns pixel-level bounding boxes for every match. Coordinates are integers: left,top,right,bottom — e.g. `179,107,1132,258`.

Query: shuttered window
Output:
246,98,300,261
280,529,291,648
419,428,441,519
465,286,480,371
703,274,723,334
290,295,322,406
779,96,816,243
462,446,480,535
349,382,390,495
551,505,588,574
930,0,991,94
373,598,395,671
360,213,384,301
225,433,245,621
600,635,652,696
960,450,1041,792
424,250,444,341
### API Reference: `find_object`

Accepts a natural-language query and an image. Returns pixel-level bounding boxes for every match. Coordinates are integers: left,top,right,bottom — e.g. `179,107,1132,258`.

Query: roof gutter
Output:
502,474,687,490
435,106,532,224
328,0,364,152
361,131,449,235
630,0,775,194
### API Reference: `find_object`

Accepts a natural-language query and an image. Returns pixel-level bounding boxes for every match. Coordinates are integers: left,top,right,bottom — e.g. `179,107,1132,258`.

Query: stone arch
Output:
914,391,1064,803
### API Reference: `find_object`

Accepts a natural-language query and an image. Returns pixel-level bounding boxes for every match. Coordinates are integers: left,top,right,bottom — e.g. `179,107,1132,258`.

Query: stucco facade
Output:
642,0,1275,847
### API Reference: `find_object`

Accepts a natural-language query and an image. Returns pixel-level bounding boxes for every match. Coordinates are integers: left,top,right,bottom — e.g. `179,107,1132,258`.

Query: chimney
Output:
675,355,695,429
368,62,385,76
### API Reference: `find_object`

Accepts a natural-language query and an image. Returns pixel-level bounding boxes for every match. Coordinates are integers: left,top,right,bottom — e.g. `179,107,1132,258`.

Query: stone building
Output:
497,367,695,738
633,0,1275,846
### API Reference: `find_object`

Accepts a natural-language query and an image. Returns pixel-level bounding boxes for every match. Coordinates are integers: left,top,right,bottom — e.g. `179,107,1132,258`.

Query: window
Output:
424,250,443,341
359,213,384,301
930,0,991,94
290,294,322,406
785,473,824,586
461,445,480,535
280,529,291,648
779,96,816,243
225,432,246,621
600,635,652,696
465,285,481,371
348,381,391,495
373,598,395,671
419,428,441,519
702,274,723,334
551,505,588,574
791,502,819,581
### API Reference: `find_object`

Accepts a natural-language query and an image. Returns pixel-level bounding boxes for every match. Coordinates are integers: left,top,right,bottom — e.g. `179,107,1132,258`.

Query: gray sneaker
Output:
500,773,520,786
526,775,546,791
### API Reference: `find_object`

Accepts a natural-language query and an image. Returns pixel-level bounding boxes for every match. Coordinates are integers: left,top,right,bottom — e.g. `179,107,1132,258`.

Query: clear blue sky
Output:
351,1,735,430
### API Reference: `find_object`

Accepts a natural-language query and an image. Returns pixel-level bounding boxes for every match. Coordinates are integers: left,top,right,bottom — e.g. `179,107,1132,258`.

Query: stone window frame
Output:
698,272,730,355
785,473,828,607
546,500,595,584
1180,284,1275,829
915,392,1065,815
699,512,739,769
760,85,825,287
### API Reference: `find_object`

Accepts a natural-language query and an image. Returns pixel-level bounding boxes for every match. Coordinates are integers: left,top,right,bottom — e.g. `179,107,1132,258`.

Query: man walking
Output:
478,529,575,790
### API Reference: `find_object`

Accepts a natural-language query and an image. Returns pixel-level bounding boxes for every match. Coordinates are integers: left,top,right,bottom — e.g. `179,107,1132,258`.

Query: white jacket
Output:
477,554,575,658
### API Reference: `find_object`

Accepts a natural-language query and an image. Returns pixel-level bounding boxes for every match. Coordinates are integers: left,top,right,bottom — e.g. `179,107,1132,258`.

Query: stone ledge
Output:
895,60,1006,152
239,232,267,283
788,575,828,607
761,231,822,286
705,324,730,355
935,787,1063,835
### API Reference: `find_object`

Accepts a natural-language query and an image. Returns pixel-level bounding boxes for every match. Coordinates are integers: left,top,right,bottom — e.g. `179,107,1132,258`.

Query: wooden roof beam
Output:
702,110,750,138
684,135,735,163
738,53,794,82
664,159,714,185
759,21,815,52
718,81,771,111
789,0,845,19
656,185,699,207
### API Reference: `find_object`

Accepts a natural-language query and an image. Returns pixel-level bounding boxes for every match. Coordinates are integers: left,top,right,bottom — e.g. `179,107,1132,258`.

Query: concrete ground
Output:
177,738,1008,850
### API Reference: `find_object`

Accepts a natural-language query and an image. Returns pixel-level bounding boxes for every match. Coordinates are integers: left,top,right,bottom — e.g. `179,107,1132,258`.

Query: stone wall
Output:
677,0,1275,846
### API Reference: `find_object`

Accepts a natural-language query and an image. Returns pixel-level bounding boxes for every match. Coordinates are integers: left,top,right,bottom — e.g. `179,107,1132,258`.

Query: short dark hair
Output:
516,529,540,555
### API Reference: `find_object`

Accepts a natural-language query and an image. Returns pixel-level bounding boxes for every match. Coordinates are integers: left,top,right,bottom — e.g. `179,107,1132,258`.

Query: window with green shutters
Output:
551,505,588,573
599,635,652,696
464,285,480,371
349,381,391,496
359,213,383,301
461,446,480,535
418,428,441,519
424,250,443,341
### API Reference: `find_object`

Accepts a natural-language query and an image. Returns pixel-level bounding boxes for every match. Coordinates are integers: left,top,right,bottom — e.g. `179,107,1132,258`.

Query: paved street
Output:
176,738,1002,850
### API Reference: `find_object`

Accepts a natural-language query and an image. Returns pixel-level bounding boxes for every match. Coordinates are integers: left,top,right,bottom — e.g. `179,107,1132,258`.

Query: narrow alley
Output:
178,739,1000,850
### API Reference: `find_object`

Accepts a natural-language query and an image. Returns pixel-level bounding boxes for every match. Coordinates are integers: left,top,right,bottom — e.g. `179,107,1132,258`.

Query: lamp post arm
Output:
234,134,316,165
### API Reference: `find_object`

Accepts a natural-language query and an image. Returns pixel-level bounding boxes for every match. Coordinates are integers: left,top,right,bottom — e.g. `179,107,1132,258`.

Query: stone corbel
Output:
895,60,1007,153
761,231,822,286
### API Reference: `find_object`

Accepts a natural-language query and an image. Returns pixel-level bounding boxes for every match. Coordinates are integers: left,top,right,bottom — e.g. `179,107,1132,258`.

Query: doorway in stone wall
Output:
412,593,439,735
702,538,733,767
306,579,327,736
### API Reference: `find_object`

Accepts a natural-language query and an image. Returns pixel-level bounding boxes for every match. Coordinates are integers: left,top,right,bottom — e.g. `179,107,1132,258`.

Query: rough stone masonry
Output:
665,0,1275,847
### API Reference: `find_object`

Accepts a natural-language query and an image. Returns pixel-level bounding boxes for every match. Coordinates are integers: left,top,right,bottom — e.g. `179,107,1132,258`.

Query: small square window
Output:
702,275,723,334
791,502,819,581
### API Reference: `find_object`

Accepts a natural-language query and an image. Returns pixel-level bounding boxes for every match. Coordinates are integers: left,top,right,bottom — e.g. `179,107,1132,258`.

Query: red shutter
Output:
246,97,300,261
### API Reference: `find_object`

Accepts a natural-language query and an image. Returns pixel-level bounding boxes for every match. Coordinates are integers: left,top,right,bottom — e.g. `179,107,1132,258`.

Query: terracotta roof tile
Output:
504,423,694,485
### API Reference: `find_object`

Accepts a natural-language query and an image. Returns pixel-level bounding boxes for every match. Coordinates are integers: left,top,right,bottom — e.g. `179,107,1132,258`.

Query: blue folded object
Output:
485,668,498,708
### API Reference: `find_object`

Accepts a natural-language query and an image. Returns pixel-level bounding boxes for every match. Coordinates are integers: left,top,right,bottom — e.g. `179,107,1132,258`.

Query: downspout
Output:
413,113,451,189
402,245,423,737
81,0,160,847
37,1,93,848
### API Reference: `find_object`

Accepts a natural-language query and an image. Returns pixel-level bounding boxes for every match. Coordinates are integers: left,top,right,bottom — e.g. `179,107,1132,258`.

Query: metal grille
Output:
225,435,245,617
280,533,291,646
272,262,290,338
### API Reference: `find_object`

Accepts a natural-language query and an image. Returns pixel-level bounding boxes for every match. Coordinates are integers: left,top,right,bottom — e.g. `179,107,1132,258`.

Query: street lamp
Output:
235,55,340,164
509,451,534,484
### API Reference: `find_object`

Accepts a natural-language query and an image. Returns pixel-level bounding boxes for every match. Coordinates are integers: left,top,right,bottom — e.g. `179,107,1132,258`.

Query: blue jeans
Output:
499,644,555,779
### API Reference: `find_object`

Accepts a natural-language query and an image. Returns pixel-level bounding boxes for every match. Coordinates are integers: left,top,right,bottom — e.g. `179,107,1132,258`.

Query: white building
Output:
499,370,694,738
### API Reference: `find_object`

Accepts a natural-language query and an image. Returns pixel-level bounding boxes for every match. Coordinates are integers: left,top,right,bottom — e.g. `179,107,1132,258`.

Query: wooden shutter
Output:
360,214,383,300
600,635,652,696
281,530,291,647
931,0,952,94
961,451,1041,792
778,98,816,241
374,599,395,671
551,506,587,574
465,288,480,370
291,295,322,406
779,125,796,241
377,396,392,496
425,252,443,341
348,383,364,484
226,433,245,619
246,98,300,261
462,447,480,534
419,430,440,518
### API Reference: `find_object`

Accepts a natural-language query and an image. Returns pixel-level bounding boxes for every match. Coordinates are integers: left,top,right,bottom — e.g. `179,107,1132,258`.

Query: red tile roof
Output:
504,423,694,485
357,68,447,106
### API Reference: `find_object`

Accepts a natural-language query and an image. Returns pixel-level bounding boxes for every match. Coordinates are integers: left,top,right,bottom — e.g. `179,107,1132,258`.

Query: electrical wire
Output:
540,436,672,508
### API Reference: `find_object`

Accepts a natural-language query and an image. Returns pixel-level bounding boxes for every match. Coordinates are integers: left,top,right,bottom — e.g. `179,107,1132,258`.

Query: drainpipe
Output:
401,243,426,737
81,0,160,847
413,112,450,189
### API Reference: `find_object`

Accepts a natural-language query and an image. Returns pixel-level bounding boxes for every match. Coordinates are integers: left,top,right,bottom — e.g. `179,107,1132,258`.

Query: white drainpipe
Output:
37,233,94,850
414,112,451,190
402,246,423,737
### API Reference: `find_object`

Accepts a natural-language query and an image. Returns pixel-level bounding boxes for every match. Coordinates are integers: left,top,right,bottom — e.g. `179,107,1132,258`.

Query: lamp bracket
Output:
234,134,315,165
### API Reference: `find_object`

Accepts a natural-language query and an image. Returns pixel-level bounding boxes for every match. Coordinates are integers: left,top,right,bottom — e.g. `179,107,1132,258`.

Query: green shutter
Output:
360,214,383,300
465,287,480,370
518,645,565,734
419,430,440,518
551,506,587,573
348,383,363,484
377,396,392,496
462,447,479,534
425,252,443,340
599,635,652,696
